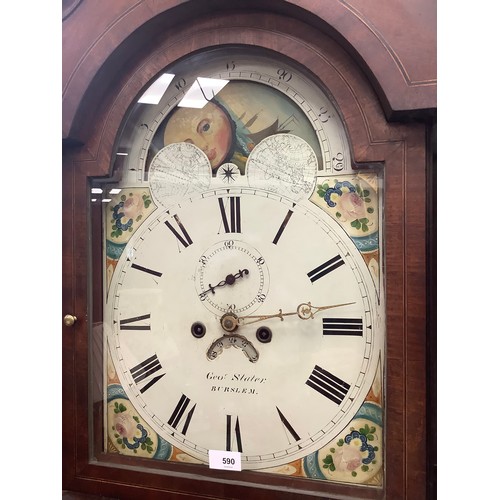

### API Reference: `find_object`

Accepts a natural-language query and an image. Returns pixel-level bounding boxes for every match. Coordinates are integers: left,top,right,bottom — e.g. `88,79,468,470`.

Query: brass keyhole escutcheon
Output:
64,314,77,327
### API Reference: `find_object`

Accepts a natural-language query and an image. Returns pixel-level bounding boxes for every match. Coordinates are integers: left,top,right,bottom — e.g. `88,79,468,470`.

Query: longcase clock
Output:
62,6,432,499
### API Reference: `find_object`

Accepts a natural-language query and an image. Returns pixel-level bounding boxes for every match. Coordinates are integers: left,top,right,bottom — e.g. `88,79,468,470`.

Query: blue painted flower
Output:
123,423,148,450
323,181,356,208
345,430,376,464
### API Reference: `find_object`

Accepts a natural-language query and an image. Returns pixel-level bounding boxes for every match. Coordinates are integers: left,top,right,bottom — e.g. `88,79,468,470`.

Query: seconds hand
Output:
199,269,249,298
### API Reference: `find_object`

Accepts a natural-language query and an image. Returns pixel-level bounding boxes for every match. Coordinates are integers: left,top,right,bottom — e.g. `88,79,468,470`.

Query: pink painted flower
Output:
337,191,365,219
333,444,363,472
122,194,144,219
113,412,137,439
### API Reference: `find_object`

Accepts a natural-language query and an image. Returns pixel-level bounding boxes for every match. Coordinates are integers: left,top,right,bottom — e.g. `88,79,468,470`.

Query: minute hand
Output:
237,301,356,326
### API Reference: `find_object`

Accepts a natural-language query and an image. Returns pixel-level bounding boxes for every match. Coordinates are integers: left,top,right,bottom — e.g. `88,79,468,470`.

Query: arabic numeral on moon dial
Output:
276,68,292,82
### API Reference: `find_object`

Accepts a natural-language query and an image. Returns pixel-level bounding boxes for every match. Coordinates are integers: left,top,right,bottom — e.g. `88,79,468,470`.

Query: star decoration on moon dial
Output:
217,163,241,184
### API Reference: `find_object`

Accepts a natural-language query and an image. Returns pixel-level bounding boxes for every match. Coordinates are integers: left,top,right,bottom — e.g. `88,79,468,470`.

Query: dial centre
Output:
220,312,239,332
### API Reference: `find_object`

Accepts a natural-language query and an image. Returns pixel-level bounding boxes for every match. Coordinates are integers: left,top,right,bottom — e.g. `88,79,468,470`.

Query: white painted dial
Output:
103,46,384,473
105,188,381,469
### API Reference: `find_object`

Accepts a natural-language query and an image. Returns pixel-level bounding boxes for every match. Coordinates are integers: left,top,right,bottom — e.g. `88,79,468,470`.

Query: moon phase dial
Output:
195,240,269,315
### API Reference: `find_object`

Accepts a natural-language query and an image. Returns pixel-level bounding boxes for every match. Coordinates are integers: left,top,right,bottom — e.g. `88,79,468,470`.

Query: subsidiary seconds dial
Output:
195,239,269,315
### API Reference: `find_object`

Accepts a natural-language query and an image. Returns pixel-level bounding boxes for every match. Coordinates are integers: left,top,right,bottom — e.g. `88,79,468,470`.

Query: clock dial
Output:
106,188,380,469
102,45,384,477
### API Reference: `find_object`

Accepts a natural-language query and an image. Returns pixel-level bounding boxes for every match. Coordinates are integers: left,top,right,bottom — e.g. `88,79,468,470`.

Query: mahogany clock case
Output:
62,3,435,499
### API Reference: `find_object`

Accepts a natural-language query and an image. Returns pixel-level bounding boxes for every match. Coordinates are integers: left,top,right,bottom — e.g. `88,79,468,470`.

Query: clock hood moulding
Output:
62,0,436,145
